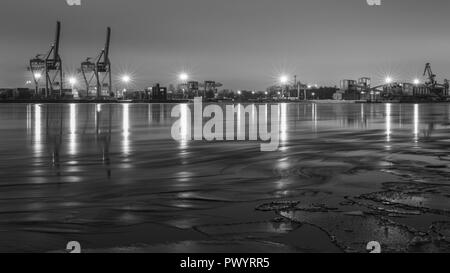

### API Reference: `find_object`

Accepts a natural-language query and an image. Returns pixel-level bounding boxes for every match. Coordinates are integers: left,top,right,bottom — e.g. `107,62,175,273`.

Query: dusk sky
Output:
1,0,450,90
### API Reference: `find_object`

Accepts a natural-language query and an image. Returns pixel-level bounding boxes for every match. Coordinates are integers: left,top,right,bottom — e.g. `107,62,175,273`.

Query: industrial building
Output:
336,63,449,102
121,84,168,101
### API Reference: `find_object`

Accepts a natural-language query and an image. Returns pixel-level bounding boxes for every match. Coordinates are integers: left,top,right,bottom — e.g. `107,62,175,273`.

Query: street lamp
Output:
413,79,420,85
121,75,131,98
34,72,42,80
69,77,77,87
279,75,288,85
121,75,131,84
179,73,189,99
385,77,393,84
68,77,77,96
32,72,43,96
279,75,289,98
179,73,189,82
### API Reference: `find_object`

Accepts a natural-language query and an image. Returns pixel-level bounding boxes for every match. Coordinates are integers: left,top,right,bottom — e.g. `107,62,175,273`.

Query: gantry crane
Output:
95,27,112,98
80,27,112,98
30,21,63,98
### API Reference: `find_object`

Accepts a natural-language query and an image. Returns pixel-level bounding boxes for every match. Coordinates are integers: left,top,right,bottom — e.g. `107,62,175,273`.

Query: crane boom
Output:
93,27,113,98
103,27,111,64
53,21,61,61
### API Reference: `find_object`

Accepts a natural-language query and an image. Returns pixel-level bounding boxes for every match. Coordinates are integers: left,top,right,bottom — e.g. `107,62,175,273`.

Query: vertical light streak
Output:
69,104,77,155
414,104,419,144
386,103,392,144
122,104,130,155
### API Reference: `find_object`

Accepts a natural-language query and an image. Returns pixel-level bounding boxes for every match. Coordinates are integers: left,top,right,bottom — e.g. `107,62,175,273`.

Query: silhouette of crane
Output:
423,63,449,98
80,27,112,98
29,21,63,98
423,63,437,88
95,27,112,98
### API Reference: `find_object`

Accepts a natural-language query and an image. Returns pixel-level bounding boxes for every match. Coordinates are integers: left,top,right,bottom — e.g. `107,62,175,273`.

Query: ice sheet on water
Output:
280,210,421,253
358,182,450,215
194,218,302,239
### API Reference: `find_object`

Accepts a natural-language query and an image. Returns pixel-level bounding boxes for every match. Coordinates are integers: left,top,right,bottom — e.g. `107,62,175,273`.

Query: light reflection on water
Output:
6,102,450,170
385,103,392,148
414,104,419,145
69,104,76,156
122,104,130,155
9,102,450,170
34,104,42,155
280,103,287,144
312,103,318,132
0,102,450,252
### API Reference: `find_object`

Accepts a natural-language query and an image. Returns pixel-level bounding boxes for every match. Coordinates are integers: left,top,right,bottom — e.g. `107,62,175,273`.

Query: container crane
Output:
44,21,63,97
30,21,63,98
95,27,112,98
79,27,112,98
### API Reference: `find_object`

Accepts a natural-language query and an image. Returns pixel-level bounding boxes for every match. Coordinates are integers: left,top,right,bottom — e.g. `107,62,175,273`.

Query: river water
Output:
0,103,449,253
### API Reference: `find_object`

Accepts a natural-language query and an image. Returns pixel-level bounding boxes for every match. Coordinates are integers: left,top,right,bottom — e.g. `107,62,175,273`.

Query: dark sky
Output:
1,0,450,90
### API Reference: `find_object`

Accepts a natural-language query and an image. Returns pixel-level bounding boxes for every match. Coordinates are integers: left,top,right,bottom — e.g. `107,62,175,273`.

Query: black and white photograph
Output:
1,0,450,261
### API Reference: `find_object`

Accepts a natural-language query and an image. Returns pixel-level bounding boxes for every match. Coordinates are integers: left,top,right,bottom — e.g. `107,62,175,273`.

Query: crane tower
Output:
29,21,63,98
